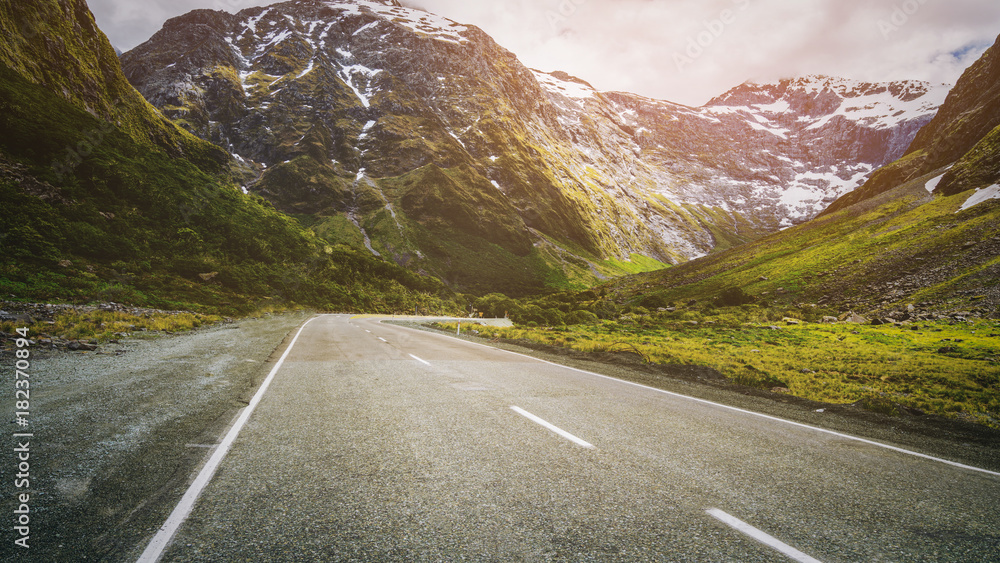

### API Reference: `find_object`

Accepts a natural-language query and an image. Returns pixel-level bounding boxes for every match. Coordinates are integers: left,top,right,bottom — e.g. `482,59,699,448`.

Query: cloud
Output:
88,0,275,50
405,0,1000,105
89,0,1000,106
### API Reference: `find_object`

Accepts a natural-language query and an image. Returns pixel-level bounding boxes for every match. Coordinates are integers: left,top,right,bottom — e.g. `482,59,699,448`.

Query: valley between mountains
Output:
1,0,999,428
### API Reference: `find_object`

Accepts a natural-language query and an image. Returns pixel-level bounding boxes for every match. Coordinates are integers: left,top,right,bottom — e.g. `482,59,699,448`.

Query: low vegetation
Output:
436,310,1000,427
1,309,224,343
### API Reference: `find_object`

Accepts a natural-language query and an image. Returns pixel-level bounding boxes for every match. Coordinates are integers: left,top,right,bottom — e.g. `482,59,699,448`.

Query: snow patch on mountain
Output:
325,0,469,44
296,59,315,79
925,172,948,193
959,185,1000,212
244,8,272,34
532,70,596,101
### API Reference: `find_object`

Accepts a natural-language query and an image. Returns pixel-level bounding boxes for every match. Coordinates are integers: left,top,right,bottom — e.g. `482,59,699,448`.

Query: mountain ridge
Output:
602,31,1000,319
822,34,1000,216
0,0,460,313
120,0,949,291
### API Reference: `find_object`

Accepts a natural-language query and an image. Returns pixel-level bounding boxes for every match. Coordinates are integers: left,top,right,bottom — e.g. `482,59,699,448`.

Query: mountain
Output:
604,33,1000,319
823,34,1000,215
0,0,455,314
0,0,226,166
604,75,945,227
120,0,947,292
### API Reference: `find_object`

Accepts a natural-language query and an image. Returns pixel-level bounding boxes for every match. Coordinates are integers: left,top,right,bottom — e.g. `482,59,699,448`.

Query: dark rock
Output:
67,340,98,351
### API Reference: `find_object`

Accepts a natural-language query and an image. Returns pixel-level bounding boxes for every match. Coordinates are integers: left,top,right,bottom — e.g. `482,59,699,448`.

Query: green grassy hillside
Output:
606,171,1000,317
467,36,1000,426
0,62,457,314
0,0,230,168
0,0,473,314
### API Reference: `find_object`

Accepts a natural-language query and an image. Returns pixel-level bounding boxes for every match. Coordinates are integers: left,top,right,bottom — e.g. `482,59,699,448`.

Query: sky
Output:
88,0,1000,107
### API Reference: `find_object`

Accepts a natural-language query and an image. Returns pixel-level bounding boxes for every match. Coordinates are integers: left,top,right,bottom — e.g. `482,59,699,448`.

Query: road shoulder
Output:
1,311,312,562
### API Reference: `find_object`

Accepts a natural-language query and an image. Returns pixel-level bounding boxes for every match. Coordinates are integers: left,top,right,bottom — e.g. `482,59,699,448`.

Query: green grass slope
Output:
0,63,454,314
608,171,1000,317
451,174,1000,426
0,0,228,169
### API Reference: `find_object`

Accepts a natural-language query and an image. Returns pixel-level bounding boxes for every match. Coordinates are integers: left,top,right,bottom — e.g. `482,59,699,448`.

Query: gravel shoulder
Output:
0,311,311,562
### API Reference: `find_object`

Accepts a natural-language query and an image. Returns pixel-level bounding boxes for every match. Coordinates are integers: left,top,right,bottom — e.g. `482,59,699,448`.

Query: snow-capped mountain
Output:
121,0,949,289
825,33,1000,215
548,74,947,228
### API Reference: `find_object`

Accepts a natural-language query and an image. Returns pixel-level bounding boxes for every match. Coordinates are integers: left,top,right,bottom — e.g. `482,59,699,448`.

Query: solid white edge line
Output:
376,319,1000,478
136,315,322,563
409,354,431,366
707,509,823,563
510,406,595,449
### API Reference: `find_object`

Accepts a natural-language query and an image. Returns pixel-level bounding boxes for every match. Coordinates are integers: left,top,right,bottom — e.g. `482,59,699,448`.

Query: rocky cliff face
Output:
121,0,947,288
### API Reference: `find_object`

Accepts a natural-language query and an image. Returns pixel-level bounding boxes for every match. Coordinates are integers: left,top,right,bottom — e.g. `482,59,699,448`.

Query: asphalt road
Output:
122,314,1000,562
0,312,314,562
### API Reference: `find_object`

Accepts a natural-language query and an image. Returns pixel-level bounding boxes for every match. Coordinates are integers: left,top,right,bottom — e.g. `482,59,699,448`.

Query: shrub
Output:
592,301,622,320
715,286,756,307
542,309,566,326
473,293,516,318
565,310,599,325
639,293,669,309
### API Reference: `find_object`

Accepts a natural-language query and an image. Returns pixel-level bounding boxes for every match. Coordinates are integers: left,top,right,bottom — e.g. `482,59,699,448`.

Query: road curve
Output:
141,314,1000,562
